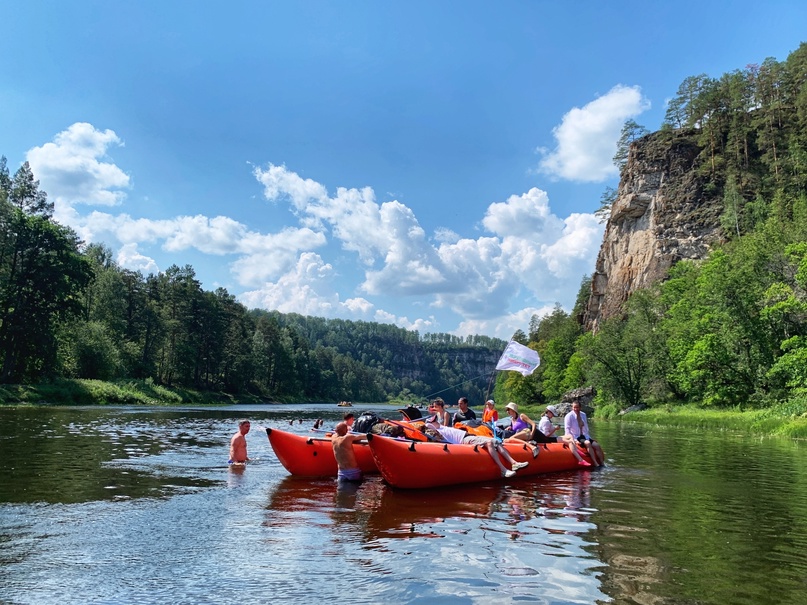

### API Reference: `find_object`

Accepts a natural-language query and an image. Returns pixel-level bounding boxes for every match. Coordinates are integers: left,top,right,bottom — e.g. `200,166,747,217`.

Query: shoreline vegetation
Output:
2,379,807,440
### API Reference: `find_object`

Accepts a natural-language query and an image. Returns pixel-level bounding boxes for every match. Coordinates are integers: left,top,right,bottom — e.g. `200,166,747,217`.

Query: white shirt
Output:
538,416,555,437
435,426,467,444
564,410,589,439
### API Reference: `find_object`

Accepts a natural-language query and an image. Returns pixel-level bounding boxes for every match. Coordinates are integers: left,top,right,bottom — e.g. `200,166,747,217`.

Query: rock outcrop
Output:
584,131,725,331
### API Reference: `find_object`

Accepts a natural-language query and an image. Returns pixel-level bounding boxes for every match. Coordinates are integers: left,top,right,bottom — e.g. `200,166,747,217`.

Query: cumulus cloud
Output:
456,305,557,340
27,123,130,214
116,243,159,274
26,120,608,336
537,85,650,182
254,164,604,322
238,252,426,328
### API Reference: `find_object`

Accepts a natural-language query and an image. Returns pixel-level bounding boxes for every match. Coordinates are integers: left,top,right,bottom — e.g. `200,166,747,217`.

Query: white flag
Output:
495,341,540,376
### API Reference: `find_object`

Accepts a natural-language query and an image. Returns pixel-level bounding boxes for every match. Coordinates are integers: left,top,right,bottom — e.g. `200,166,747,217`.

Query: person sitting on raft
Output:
425,419,529,478
452,396,477,425
537,405,591,467
502,402,540,459
482,399,498,423
430,398,451,426
564,400,605,467
331,421,366,482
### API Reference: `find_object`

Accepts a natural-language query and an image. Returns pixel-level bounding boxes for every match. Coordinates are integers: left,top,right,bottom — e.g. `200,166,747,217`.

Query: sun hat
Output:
545,405,558,416
505,402,519,413
486,399,495,405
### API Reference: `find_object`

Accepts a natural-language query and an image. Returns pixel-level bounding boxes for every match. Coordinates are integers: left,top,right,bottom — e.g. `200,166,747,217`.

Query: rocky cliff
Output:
583,131,725,331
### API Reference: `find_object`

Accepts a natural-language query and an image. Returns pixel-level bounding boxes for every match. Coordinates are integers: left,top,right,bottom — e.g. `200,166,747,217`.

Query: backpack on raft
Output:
353,411,382,433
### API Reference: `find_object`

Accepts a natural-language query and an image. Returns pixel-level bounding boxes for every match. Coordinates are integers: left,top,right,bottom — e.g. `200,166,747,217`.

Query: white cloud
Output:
25,121,608,337
537,85,650,182
238,253,436,331
116,243,159,274
455,305,556,340
253,163,329,210
255,164,604,322
27,123,130,212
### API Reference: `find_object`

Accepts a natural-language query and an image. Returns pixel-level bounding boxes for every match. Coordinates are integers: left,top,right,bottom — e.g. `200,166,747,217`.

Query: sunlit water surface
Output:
1,405,807,604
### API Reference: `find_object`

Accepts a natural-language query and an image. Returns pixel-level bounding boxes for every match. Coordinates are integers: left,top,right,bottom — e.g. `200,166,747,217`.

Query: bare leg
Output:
562,435,591,466
592,441,605,466
505,436,539,458
584,440,601,467
484,443,511,474
493,442,528,472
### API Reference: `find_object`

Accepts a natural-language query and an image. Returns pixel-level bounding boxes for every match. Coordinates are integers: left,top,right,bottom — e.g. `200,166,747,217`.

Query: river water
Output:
1,404,806,605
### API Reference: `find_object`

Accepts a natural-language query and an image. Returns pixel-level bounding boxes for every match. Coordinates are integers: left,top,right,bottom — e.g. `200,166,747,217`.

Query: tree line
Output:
0,158,505,403
495,43,807,413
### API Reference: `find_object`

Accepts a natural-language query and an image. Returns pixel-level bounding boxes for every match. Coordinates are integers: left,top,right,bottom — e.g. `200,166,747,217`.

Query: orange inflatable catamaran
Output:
266,428,378,477
366,433,595,489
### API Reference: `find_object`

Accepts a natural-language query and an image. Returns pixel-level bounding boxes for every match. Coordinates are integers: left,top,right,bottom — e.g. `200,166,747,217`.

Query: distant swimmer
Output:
229,419,251,464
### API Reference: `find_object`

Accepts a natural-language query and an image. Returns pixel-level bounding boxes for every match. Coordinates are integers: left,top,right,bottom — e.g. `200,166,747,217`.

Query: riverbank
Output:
0,379,274,406
598,401,807,439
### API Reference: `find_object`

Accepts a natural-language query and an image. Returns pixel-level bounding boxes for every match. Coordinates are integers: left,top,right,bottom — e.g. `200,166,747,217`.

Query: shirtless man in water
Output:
331,421,365,482
229,419,251,464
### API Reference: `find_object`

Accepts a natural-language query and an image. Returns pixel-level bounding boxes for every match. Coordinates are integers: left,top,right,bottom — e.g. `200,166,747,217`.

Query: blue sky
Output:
2,1,805,338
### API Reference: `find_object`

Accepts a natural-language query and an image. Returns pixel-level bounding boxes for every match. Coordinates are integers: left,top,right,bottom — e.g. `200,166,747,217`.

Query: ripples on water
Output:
2,406,807,604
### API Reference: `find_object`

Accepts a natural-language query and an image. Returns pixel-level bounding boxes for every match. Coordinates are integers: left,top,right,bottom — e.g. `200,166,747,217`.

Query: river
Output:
1,404,806,604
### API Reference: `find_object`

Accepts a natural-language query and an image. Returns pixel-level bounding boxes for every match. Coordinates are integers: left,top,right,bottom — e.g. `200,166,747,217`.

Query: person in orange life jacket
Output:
482,399,498,424
564,400,605,467
425,419,529,478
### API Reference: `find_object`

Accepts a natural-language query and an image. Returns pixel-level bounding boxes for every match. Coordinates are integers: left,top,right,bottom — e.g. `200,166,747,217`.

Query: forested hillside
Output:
497,43,807,413
0,161,505,403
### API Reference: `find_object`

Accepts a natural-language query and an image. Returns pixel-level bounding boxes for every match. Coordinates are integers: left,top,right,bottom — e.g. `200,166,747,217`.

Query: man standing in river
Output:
332,421,365,482
229,419,251,465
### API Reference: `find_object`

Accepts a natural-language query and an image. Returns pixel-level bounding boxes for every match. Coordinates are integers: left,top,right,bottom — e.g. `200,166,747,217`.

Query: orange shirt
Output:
482,408,498,423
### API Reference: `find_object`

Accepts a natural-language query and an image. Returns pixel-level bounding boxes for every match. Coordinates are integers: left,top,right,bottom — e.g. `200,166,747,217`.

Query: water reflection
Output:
3,405,807,604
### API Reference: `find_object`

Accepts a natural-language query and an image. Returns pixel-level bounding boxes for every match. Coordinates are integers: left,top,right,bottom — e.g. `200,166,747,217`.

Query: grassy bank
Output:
595,400,807,439
0,379,273,406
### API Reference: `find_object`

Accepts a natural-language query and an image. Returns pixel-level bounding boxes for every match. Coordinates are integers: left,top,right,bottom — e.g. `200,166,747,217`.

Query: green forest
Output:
0,160,505,404
3,44,807,412
494,43,807,416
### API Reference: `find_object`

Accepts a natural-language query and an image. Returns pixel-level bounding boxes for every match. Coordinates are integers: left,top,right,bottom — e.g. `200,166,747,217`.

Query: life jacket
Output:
455,422,493,438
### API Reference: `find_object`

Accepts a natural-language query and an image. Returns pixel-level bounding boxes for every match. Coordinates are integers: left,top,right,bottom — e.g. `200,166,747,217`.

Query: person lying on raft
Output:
502,402,541,459
538,406,591,467
331,421,367,482
425,419,529,478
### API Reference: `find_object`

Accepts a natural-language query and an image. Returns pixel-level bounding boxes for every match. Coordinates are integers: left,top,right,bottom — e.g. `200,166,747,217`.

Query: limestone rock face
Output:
584,131,725,331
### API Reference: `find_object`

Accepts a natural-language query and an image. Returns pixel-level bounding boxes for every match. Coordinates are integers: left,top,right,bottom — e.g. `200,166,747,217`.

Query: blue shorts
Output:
337,468,362,482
